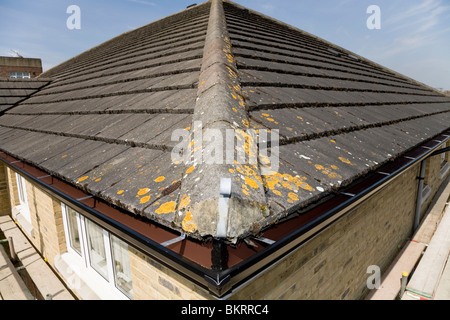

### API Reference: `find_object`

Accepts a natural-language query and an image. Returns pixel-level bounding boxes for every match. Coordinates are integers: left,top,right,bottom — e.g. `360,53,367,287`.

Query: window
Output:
61,203,133,299
86,219,109,280
66,206,82,256
440,142,449,178
9,72,31,79
111,234,133,297
14,173,31,223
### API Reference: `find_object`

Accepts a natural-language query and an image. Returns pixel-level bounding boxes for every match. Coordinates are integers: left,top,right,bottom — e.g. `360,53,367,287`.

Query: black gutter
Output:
1,130,449,298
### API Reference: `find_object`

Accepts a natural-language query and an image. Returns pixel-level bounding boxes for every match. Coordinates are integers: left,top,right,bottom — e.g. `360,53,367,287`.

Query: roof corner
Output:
176,0,269,243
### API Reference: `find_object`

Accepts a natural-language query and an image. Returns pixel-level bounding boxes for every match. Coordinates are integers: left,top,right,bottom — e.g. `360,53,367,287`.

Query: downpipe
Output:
414,159,427,233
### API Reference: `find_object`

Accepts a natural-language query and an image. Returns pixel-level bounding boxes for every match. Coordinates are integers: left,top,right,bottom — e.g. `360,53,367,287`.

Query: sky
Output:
0,0,449,90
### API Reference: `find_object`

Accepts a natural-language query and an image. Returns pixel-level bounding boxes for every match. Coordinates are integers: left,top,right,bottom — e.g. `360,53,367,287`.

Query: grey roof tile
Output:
0,0,449,242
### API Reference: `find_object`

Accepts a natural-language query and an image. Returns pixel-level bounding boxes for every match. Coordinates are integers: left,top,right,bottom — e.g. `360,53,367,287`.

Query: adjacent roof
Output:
0,0,449,243
0,78,50,113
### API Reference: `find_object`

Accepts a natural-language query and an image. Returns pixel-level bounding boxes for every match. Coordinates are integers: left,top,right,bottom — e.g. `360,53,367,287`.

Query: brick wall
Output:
421,143,450,218
0,162,11,215
5,167,66,268
230,164,421,300
229,154,449,300
25,179,67,267
129,247,211,300
0,66,43,78
5,167,20,208
0,57,43,78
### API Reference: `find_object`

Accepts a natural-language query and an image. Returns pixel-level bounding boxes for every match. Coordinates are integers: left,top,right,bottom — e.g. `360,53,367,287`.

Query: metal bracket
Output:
253,237,276,246
340,192,356,197
217,178,232,238
76,195,94,202
160,234,186,248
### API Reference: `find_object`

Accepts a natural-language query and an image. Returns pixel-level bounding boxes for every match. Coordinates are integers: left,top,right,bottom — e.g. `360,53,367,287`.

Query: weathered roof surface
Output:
0,0,449,243
222,1,450,223
0,78,50,113
0,2,210,230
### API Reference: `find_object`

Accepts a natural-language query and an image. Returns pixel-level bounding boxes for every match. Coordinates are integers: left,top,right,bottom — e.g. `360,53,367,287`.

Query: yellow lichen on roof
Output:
182,212,197,233
155,201,177,215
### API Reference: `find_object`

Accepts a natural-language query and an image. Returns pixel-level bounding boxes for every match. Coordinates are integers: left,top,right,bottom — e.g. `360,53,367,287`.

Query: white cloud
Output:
127,0,157,6
385,0,449,34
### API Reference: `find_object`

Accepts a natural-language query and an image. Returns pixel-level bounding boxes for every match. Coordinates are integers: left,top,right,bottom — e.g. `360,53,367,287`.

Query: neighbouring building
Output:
0,56,43,79
0,0,449,300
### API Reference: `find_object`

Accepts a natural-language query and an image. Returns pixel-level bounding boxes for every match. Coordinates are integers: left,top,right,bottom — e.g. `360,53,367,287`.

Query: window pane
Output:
66,207,82,255
111,235,133,299
86,220,109,279
16,174,25,204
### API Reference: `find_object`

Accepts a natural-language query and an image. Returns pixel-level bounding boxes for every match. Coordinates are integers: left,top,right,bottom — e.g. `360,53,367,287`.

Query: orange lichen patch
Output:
61,155,68,159
155,201,176,215
78,176,89,182
236,130,258,161
232,107,238,113
264,171,314,194
179,194,191,210
186,166,196,174
95,178,102,182
262,113,270,117
140,195,151,205
245,176,260,189
182,212,197,233
314,163,342,180
242,184,250,197
138,188,150,196
273,190,282,197
155,176,166,183
339,157,354,165
229,169,235,174
330,140,336,144
117,190,124,195
288,192,299,204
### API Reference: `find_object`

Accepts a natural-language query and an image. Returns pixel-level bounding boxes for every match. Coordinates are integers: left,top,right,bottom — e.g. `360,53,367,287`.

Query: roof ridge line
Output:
177,0,269,243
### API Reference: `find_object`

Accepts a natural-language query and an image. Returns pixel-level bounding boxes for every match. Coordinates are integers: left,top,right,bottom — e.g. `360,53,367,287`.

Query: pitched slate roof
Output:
0,78,50,113
0,0,449,243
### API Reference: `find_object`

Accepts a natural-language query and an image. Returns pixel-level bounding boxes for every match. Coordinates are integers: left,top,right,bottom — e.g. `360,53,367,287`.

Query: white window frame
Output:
60,203,132,300
9,72,31,79
12,173,33,236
